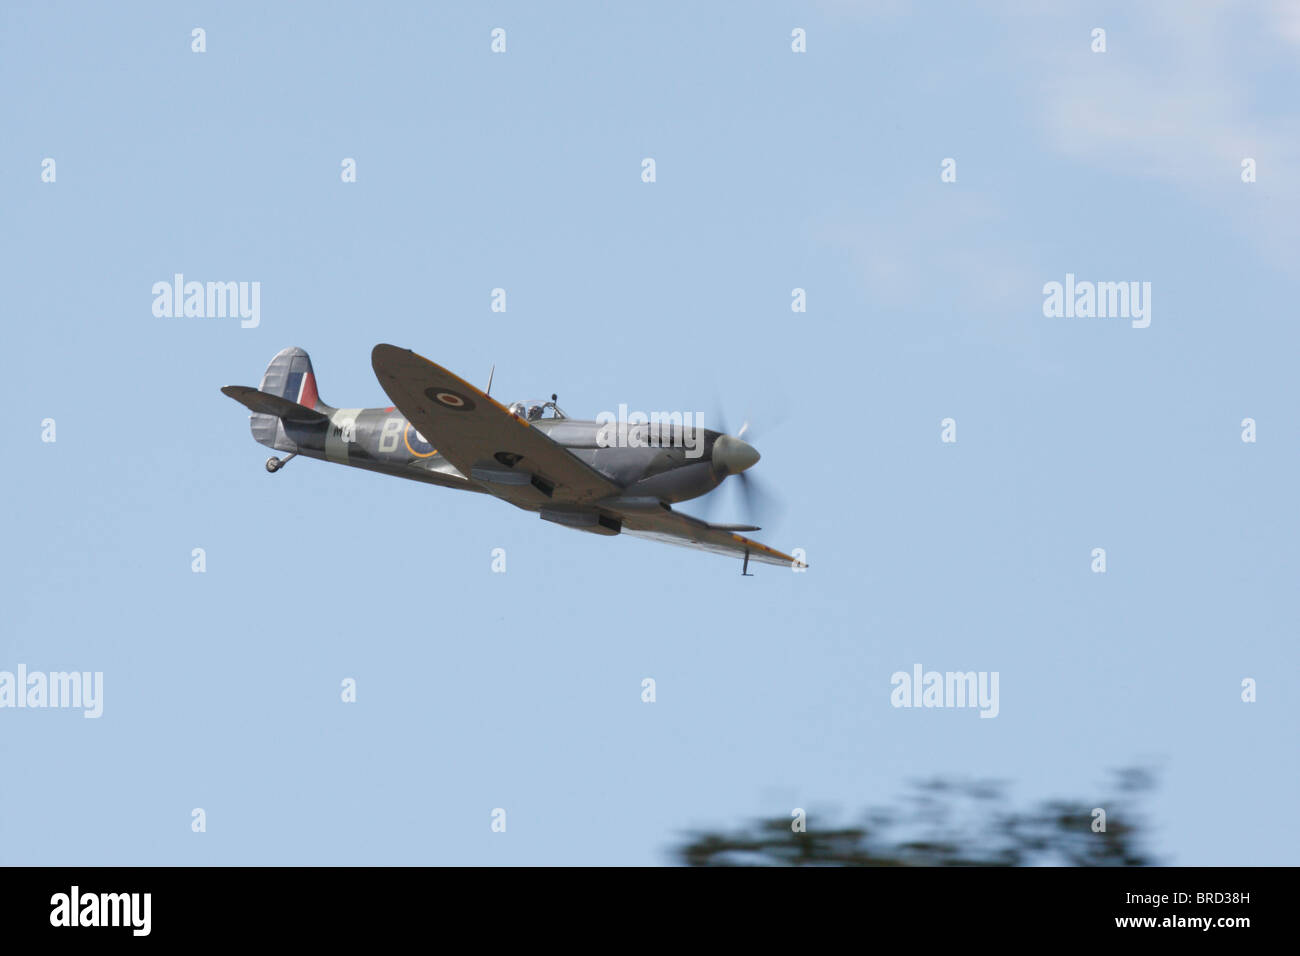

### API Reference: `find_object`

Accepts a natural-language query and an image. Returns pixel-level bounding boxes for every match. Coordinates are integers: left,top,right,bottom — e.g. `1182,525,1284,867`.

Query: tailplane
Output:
220,386,328,423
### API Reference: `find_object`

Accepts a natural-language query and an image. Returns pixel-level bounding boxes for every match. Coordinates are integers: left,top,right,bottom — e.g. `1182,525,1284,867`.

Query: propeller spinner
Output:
706,413,775,527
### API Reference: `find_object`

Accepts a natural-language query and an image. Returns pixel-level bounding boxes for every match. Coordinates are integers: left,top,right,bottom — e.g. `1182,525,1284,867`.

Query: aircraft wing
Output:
619,508,807,569
371,344,621,506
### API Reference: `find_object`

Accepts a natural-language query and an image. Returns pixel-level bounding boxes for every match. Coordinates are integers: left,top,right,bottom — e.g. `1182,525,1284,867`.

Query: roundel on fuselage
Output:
404,423,437,458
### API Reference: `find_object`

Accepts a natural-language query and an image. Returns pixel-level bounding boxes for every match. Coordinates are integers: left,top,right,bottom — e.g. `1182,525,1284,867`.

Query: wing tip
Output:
370,342,402,365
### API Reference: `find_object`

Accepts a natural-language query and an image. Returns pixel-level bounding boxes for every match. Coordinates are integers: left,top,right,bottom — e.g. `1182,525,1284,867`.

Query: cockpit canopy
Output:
507,398,567,421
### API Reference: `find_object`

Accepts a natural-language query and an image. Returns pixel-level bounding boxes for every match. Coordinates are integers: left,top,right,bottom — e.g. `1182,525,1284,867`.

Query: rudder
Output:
259,346,328,412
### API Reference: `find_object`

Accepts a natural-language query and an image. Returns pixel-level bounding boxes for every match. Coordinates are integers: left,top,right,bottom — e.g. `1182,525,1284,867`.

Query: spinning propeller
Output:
705,411,777,529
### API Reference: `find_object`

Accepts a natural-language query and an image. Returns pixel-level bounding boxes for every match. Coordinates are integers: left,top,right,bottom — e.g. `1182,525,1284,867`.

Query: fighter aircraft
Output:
222,345,806,572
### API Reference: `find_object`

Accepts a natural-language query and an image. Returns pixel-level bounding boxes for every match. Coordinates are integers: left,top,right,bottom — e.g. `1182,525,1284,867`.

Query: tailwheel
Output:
265,452,297,474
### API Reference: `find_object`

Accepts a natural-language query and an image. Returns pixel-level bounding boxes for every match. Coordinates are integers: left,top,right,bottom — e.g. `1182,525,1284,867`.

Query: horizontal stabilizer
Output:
221,385,329,423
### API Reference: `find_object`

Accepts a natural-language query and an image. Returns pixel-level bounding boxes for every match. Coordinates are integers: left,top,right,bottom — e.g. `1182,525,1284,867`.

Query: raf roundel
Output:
424,386,476,412
404,423,437,458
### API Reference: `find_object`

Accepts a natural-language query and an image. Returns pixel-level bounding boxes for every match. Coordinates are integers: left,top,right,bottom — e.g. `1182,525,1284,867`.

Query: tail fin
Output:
259,346,329,412
228,346,332,452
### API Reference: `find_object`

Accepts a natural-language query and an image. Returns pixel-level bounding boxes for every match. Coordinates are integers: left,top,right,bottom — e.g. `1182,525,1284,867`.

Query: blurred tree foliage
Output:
675,767,1160,866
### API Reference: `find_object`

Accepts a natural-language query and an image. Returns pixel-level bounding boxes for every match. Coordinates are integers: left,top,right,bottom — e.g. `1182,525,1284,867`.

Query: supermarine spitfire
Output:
222,345,806,572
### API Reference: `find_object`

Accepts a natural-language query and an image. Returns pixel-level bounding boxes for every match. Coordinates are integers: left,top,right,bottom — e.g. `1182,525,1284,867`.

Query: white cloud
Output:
1024,1,1300,261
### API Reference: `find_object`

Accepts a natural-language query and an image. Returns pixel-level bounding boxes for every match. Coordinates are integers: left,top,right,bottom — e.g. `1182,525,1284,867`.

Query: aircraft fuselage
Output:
263,406,725,506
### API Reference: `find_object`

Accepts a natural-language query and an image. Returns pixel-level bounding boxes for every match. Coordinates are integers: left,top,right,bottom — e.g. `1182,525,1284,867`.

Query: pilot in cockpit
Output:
507,397,566,421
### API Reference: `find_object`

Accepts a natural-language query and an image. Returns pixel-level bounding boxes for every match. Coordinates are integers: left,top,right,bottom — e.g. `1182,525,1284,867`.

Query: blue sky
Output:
1,1,1296,865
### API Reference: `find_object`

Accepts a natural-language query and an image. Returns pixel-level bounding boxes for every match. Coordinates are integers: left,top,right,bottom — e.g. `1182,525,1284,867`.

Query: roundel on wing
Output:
404,423,437,458
424,386,475,411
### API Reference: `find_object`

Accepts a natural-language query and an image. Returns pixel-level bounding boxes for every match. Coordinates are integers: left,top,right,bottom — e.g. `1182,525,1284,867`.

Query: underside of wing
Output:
370,344,620,507
619,508,807,569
